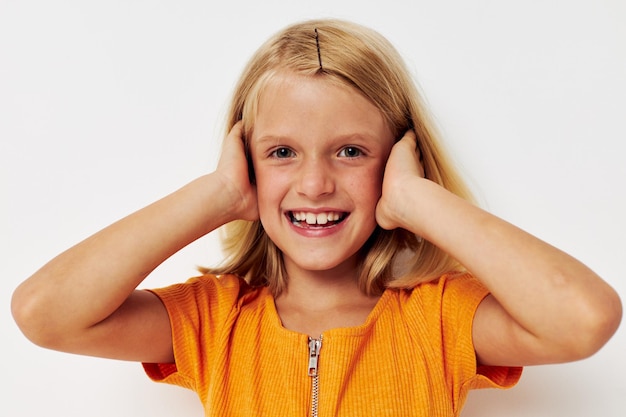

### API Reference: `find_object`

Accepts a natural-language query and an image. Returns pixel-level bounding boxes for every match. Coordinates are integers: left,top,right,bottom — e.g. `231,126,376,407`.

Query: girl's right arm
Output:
11,122,257,364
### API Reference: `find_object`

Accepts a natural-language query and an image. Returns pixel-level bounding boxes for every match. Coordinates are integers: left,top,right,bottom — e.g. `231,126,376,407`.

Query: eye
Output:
338,146,363,158
270,147,295,158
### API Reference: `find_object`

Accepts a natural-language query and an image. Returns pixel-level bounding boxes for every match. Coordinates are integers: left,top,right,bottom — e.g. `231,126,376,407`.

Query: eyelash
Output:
338,146,363,158
268,146,365,159
269,147,295,158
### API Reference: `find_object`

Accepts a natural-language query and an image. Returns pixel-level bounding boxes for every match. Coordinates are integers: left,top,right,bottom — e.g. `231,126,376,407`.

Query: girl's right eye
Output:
270,147,295,158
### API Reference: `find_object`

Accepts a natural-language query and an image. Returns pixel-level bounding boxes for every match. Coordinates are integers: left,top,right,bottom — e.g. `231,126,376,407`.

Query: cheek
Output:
254,178,274,214
254,168,289,215
362,162,386,187
253,163,274,189
345,167,385,204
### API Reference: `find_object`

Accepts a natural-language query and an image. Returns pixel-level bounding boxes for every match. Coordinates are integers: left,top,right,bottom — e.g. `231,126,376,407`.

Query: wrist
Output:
390,178,452,237
203,172,258,224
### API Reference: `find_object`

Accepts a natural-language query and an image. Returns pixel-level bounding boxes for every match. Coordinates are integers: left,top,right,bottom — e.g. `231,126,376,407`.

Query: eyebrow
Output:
253,132,380,145
254,135,287,145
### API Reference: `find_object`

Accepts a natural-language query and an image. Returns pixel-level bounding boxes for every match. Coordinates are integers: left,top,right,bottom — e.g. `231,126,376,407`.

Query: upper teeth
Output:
292,211,342,225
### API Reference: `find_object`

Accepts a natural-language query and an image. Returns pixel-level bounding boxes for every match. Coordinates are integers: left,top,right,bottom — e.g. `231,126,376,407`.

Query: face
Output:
249,72,395,279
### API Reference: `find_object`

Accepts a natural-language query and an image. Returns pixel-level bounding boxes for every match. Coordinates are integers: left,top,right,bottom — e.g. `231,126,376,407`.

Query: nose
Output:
295,157,335,199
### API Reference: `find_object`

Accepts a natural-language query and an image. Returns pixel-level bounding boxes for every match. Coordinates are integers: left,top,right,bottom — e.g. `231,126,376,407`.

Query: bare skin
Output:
11,123,257,364
12,74,622,370
251,74,392,338
376,130,622,366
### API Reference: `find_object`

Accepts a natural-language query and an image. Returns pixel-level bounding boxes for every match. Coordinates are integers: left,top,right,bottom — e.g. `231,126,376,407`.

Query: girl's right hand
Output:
215,121,259,222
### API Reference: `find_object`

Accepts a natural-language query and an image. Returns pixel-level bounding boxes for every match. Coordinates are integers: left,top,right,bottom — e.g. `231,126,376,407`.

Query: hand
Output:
215,121,259,222
375,130,425,231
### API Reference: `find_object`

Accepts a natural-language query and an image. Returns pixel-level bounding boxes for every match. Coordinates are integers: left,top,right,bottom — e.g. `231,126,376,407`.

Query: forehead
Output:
249,72,392,143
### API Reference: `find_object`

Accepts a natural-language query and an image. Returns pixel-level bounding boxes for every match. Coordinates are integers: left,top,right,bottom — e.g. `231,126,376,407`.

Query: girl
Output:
11,19,621,416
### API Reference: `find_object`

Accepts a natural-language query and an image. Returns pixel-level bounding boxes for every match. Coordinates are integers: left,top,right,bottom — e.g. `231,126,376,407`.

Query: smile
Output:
288,211,348,228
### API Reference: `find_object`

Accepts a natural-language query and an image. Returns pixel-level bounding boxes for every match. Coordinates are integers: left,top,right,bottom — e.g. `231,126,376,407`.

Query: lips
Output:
288,211,348,227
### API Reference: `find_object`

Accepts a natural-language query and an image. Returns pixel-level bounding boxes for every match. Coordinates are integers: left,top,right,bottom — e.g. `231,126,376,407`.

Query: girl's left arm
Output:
376,131,622,367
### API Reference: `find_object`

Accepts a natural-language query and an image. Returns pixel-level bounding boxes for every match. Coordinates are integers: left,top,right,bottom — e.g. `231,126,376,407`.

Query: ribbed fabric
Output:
143,273,521,416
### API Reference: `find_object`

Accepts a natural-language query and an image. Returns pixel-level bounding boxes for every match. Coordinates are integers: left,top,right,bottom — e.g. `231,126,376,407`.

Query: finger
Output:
398,129,417,146
399,130,425,178
231,120,244,135
228,121,245,146
218,121,246,170
230,121,256,184
402,129,423,159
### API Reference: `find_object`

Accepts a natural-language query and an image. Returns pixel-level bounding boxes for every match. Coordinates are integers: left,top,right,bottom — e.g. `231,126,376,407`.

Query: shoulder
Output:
148,274,260,320
397,271,488,306
388,272,489,333
389,273,522,390
151,273,251,297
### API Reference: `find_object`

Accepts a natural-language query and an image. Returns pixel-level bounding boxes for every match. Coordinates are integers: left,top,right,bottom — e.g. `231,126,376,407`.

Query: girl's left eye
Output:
271,147,295,158
338,147,362,158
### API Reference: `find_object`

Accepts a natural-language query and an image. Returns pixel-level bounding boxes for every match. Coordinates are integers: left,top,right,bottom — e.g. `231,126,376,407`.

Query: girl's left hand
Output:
376,130,425,231
377,132,621,368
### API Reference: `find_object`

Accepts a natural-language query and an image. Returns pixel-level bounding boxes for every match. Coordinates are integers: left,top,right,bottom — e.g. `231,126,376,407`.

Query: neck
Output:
281,257,364,307
274,259,381,337
280,274,365,310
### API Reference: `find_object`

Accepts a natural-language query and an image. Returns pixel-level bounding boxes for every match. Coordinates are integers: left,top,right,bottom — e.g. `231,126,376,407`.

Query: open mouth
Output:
288,211,348,228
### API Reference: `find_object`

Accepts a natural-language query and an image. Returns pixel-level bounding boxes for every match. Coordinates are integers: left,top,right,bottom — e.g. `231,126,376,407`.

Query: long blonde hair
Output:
205,19,473,296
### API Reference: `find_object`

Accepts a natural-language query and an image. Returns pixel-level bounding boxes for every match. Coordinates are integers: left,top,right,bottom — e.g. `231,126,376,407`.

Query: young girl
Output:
11,18,622,416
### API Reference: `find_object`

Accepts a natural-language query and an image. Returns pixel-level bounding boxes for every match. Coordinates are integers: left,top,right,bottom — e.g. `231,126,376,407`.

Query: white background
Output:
2,1,624,416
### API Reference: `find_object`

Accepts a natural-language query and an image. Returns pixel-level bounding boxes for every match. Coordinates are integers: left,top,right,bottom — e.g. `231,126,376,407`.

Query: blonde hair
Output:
205,18,473,296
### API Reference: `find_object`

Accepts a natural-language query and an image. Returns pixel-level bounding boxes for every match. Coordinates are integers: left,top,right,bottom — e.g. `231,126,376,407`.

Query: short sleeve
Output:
141,274,246,390
438,274,522,401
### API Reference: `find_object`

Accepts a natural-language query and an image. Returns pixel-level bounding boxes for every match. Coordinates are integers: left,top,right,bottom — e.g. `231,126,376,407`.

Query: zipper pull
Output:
308,336,322,377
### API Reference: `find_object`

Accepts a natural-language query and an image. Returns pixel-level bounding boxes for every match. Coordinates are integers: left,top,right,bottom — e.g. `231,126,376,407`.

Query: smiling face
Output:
249,72,395,280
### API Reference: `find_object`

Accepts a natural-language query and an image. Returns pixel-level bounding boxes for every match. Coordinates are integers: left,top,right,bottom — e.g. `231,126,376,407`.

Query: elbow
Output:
590,288,622,352
11,281,64,350
565,285,622,361
12,282,44,346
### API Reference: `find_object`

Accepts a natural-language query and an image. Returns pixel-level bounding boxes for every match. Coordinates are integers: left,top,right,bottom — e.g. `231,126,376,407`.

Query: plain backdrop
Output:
2,1,624,416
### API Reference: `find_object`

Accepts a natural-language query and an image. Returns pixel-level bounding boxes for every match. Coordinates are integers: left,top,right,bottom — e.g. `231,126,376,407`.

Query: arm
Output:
376,131,622,367
11,122,257,363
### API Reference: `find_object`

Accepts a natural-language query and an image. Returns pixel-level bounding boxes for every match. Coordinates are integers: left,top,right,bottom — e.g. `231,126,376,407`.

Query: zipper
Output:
307,335,323,417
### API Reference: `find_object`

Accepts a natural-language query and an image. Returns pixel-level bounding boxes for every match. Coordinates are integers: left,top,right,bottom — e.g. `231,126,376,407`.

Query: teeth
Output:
316,213,328,225
291,211,344,225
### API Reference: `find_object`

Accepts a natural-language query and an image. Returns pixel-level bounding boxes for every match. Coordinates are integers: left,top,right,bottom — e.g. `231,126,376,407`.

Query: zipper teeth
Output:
308,335,323,417
310,373,320,417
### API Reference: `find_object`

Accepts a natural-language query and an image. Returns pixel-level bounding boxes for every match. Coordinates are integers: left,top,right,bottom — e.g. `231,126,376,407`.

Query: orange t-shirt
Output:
143,273,521,416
